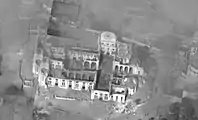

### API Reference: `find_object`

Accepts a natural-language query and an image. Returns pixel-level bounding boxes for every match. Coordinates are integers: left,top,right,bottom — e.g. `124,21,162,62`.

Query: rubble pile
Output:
112,99,138,115
32,100,53,120
32,107,50,120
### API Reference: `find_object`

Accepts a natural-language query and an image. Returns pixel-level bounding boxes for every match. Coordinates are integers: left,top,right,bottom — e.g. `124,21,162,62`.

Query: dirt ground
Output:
0,0,198,119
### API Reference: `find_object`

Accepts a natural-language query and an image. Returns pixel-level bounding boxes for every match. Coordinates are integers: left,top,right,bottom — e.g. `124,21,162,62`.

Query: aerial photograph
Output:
0,0,198,120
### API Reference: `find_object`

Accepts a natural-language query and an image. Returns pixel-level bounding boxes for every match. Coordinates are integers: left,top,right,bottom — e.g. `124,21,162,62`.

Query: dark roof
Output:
51,1,79,23
46,25,98,50
125,77,137,89
58,25,98,49
100,55,113,74
46,35,77,47
95,72,111,91
71,47,99,54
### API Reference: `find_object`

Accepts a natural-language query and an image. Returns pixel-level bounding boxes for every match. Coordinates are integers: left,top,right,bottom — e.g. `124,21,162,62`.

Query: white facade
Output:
51,46,65,59
110,84,127,103
23,80,32,88
41,57,50,73
38,71,48,86
110,94,126,103
112,61,144,75
50,59,64,69
83,60,99,70
135,67,144,76
47,77,94,91
32,50,43,75
116,41,131,64
68,48,99,61
68,49,100,70
113,61,134,74
99,31,117,55
91,90,110,101
187,65,198,77
32,62,40,76
128,88,136,96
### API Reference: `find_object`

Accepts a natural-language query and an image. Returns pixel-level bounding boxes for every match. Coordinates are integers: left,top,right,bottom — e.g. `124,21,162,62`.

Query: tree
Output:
181,97,195,119
3,85,24,96
165,99,196,120
169,102,181,115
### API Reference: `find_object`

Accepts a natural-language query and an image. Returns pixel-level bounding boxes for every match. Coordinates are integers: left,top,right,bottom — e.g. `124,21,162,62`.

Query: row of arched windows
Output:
114,65,133,74
62,71,95,81
83,61,97,70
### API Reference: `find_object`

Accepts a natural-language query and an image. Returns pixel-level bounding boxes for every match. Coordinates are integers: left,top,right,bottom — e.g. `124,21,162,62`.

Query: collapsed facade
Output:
33,30,146,103
181,34,198,78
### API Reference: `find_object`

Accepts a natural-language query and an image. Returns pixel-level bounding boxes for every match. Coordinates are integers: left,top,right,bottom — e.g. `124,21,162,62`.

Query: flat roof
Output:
48,67,97,82
111,84,127,95
70,47,99,54
46,35,77,47
95,72,111,91
116,41,132,59
47,25,98,50
59,25,98,49
51,1,79,23
100,55,113,74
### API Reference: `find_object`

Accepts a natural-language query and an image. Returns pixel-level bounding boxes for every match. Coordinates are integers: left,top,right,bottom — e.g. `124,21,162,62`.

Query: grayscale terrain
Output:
0,0,198,120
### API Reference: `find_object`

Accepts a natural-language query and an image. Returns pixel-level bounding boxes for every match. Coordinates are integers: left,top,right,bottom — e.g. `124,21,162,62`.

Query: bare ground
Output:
0,0,198,119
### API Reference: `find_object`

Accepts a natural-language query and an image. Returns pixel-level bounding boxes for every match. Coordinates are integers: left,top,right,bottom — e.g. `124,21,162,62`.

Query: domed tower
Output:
99,31,117,55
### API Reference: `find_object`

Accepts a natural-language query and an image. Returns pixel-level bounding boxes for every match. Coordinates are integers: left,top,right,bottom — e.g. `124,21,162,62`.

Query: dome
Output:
100,31,117,42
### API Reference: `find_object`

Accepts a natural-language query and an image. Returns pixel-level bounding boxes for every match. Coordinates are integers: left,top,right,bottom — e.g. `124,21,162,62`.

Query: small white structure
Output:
91,90,110,101
38,71,48,86
110,84,127,103
112,61,144,76
23,79,33,88
116,41,132,64
50,59,64,69
51,46,65,59
32,48,43,75
187,64,198,77
99,31,117,55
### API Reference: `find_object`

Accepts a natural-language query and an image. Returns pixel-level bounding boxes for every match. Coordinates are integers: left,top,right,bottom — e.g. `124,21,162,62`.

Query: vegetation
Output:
3,85,24,96
156,97,198,120
133,45,158,91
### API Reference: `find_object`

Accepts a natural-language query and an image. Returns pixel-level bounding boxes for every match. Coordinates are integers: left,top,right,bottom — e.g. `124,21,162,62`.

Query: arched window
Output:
62,71,67,78
91,62,97,70
69,72,74,79
84,61,90,69
129,67,133,74
120,66,123,72
76,73,81,80
124,67,128,73
115,65,119,72
82,74,87,80
89,74,95,81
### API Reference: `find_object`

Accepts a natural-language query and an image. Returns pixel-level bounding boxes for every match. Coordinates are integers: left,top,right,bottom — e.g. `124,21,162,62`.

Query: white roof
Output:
100,31,117,42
